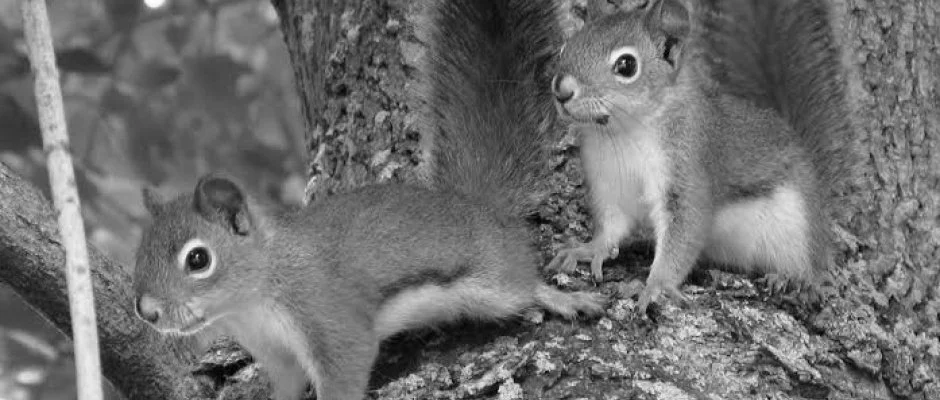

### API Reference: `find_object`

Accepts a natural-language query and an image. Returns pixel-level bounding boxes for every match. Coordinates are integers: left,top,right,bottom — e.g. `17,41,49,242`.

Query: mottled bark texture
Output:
0,164,202,400
839,0,940,328
271,0,424,202
833,1,940,396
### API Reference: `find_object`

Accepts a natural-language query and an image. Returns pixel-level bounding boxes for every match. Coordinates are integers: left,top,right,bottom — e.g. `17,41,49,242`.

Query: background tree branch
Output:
21,0,105,397
0,163,199,400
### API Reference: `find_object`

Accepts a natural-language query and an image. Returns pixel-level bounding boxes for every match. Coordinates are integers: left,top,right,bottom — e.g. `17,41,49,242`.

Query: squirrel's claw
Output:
548,240,617,282
546,242,594,273
759,273,792,295
546,247,584,273
590,254,605,282
590,245,618,282
636,279,688,316
758,273,832,307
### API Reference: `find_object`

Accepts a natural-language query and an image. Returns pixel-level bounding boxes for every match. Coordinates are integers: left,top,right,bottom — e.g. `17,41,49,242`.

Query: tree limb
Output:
0,163,198,400
21,0,104,397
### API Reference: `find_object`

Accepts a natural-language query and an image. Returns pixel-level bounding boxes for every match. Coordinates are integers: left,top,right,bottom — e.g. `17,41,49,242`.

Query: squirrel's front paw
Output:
636,278,689,316
546,242,592,274
546,240,618,282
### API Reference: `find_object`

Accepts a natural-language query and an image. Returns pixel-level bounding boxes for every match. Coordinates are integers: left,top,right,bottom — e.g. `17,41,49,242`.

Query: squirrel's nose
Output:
552,74,578,104
135,294,161,324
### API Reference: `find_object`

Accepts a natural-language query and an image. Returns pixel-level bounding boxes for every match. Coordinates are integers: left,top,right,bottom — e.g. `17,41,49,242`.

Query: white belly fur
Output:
578,122,810,278
579,123,669,242
220,304,320,382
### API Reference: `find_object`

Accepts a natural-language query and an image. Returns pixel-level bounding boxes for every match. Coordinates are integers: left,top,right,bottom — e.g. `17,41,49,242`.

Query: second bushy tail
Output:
417,0,563,216
703,0,858,196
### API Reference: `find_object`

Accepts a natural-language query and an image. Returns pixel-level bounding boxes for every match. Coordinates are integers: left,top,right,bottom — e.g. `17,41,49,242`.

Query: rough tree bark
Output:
271,0,424,201
0,0,937,399
838,0,940,329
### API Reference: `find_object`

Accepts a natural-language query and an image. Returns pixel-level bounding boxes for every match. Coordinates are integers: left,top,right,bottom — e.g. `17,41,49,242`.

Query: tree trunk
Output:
271,0,425,201
0,0,937,399
839,0,940,324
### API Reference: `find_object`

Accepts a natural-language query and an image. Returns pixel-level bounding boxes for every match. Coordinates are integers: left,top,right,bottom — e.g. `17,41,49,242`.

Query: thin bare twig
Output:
3,328,59,361
20,0,104,399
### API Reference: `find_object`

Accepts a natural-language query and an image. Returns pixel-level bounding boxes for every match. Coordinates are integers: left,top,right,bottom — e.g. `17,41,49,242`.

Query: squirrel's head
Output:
552,0,692,126
132,174,270,336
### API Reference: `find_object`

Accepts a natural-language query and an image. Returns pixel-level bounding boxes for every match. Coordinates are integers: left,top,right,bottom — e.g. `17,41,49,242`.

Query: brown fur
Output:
133,1,605,399
546,0,856,309
135,181,604,400
416,0,562,217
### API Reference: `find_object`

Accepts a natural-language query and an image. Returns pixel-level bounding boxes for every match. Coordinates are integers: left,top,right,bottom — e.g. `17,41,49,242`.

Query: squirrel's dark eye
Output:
613,54,639,78
177,239,215,278
186,247,211,273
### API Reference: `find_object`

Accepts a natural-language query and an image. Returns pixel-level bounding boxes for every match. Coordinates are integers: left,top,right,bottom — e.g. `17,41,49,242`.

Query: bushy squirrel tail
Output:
417,0,562,217
703,0,858,195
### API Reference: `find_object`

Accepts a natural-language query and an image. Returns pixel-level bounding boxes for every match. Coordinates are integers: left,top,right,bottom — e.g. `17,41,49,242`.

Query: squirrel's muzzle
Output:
135,294,162,324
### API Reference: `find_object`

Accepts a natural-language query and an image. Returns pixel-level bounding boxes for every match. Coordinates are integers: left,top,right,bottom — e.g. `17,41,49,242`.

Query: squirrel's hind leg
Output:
263,355,309,400
221,306,317,400
313,337,379,400
705,184,811,276
704,184,831,303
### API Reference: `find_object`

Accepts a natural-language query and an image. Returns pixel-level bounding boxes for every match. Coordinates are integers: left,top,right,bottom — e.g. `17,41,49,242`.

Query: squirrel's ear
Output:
645,0,690,67
645,0,690,39
142,187,164,215
193,175,252,236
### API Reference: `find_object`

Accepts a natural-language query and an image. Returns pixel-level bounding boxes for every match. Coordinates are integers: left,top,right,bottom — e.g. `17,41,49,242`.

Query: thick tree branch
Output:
0,164,198,400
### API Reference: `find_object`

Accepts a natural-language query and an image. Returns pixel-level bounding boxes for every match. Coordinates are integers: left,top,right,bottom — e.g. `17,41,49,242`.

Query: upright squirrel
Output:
132,1,604,400
546,0,857,312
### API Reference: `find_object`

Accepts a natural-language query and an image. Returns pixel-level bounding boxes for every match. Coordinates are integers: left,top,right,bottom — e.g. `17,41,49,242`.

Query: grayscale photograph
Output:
0,0,937,399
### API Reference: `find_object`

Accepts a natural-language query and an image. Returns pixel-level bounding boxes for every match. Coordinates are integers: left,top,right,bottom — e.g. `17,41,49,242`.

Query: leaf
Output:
102,0,142,33
219,4,272,48
124,107,175,183
186,54,252,99
164,21,191,54
183,54,252,119
0,94,41,152
134,61,181,89
0,51,30,82
100,86,135,114
0,20,16,53
56,48,110,74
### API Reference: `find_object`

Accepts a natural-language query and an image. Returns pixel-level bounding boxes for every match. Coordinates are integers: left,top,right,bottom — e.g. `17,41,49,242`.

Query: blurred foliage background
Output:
0,0,305,398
